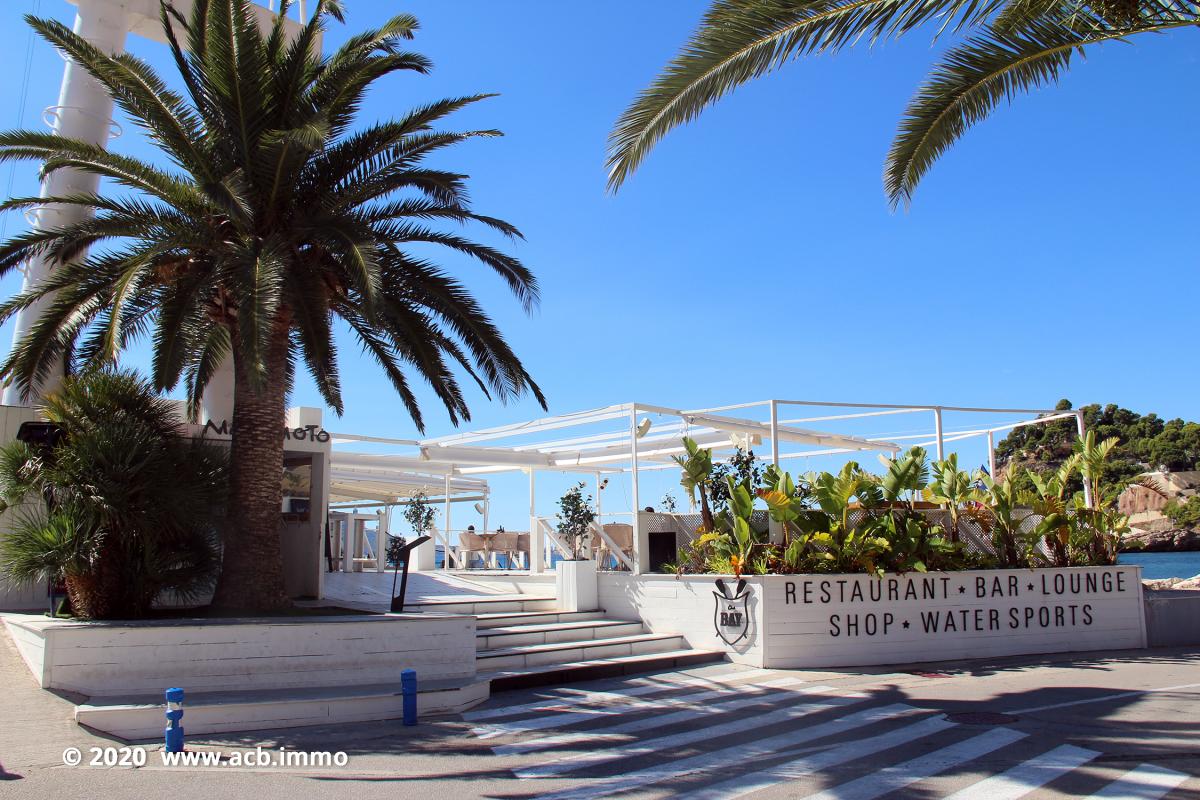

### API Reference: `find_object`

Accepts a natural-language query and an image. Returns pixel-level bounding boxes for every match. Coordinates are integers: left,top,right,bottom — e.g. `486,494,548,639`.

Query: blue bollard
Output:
401,669,417,726
164,687,185,753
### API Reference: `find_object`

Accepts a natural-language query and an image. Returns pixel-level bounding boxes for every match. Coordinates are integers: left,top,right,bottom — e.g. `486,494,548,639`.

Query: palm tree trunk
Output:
210,329,292,612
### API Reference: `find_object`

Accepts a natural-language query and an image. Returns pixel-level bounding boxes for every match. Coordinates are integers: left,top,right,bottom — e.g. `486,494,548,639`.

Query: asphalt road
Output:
2,641,1198,799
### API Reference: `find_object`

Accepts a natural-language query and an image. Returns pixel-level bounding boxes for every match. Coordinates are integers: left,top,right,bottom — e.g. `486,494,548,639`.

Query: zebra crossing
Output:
467,665,1196,799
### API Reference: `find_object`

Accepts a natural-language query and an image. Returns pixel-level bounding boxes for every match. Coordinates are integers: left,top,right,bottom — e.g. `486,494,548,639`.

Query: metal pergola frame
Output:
324,398,1089,575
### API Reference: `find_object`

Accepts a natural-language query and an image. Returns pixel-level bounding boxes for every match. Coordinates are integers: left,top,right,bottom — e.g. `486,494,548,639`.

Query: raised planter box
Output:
1,611,477,697
599,566,1147,669
555,559,598,612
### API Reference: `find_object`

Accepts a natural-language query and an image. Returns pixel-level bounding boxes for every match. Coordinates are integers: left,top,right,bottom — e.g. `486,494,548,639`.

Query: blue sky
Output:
0,1,1196,530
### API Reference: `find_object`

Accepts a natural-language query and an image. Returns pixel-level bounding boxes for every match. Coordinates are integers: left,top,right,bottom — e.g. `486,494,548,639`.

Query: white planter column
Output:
528,468,543,574
4,4,131,405
555,559,597,612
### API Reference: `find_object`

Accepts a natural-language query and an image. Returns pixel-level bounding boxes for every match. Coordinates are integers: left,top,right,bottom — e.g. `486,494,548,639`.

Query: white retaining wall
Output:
599,566,1147,669
2,612,477,696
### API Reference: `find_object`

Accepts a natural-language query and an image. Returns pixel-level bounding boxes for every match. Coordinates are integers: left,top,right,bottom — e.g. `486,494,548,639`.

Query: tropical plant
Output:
975,471,1043,567
660,491,678,513
402,492,436,539
672,436,716,531
556,482,596,560
0,2,545,610
927,453,982,543
803,463,891,575
872,447,960,572
607,0,1199,206
0,370,226,619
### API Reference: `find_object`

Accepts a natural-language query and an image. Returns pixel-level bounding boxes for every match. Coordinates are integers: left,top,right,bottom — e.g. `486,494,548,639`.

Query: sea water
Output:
1117,551,1200,581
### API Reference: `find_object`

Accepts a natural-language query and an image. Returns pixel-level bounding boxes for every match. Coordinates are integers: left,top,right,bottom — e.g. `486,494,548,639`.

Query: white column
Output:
528,469,543,574
201,358,236,425
769,399,780,468
375,507,387,573
4,5,131,405
986,430,997,479
630,405,647,574
768,399,783,544
340,519,352,573
933,407,945,461
443,474,453,569
1076,411,1094,508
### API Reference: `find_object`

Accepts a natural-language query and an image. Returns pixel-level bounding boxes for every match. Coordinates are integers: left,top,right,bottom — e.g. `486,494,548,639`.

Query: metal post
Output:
630,405,644,574
340,518,352,573
769,399,780,469
4,4,131,405
1076,411,1094,508
164,687,185,753
443,474,452,569
528,469,542,574
401,668,417,726
933,407,945,461
986,431,997,479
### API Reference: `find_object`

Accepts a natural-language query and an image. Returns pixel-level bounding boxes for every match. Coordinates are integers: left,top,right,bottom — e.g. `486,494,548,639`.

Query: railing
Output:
590,521,635,572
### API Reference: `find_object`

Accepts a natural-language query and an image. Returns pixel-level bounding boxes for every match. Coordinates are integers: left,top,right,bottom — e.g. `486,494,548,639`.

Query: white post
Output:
595,472,603,523
3,5,131,405
1076,411,1094,508
443,474,453,569
768,399,783,544
340,519,352,573
528,469,543,574
933,407,945,461
769,399,780,468
630,405,646,574
375,507,388,573
987,430,997,479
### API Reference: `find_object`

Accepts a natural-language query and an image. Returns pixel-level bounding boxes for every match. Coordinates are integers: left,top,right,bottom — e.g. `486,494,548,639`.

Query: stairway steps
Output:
475,610,606,629
483,648,726,692
477,632,689,670
477,619,645,650
402,595,557,615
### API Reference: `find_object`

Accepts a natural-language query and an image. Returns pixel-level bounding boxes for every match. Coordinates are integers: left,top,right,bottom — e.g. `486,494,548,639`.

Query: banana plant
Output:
927,453,983,544
671,436,715,532
806,463,890,576
877,447,930,505
1027,456,1080,567
758,465,824,569
975,472,1043,568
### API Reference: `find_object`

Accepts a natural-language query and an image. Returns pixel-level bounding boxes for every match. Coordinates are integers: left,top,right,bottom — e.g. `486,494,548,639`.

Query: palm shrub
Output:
0,1,544,610
0,370,226,619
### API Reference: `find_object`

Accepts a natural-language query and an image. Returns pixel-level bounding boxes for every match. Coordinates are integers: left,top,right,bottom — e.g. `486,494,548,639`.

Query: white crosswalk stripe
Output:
1088,763,1192,799
472,676,812,739
469,672,1195,800
800,727,1028,800
464,667,777,722
526,707,940,800
942,744,1101,800
514,685,853,776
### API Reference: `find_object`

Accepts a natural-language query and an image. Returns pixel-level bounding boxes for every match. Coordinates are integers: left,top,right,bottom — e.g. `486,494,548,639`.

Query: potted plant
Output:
554,483,597,611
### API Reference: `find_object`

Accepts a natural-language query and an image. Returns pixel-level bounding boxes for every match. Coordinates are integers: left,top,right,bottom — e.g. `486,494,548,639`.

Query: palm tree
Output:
0,1,545,611
608,0,1198,206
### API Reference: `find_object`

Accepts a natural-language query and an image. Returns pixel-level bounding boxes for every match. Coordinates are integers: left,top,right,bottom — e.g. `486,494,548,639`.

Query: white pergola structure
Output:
326,444,491,572
324,398,1089,575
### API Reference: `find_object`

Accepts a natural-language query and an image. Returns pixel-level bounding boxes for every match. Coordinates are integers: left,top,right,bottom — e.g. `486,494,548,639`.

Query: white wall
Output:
3,612,477,696
599,566,1147,670
599,573,765,666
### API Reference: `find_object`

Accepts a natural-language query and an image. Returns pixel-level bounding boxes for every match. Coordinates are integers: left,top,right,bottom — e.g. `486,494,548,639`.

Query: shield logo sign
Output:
713,578,750,646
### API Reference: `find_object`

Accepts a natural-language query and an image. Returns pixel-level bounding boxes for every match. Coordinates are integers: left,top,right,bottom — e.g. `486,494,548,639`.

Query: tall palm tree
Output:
608,0,1198,206
0,0,545,611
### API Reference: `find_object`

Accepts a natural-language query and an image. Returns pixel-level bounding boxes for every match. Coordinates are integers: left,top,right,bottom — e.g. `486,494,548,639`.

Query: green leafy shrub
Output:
0,370,227,619
1163,496,1200,529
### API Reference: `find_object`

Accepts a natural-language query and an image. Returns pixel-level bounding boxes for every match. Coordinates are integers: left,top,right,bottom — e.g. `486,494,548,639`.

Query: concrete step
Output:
402,595,557,615
75,677,490,741
475,610,605,629
477,619,645,651
477,632,689,671
483,648,726,692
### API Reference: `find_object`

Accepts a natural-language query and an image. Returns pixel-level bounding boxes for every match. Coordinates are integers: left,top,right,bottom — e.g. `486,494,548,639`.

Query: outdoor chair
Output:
593,523,634,571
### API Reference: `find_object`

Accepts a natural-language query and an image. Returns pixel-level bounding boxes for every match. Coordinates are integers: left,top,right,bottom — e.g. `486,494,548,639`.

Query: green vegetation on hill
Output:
995,400,1200,492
